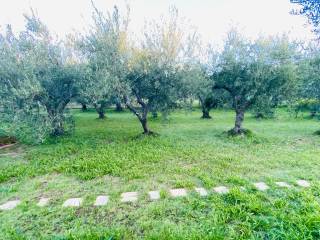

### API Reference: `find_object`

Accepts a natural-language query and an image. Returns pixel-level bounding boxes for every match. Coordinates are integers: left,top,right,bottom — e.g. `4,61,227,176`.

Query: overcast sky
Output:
0,0,315,45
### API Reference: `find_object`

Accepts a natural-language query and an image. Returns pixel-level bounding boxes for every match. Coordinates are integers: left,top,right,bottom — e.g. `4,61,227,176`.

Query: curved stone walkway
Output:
0,179,312,211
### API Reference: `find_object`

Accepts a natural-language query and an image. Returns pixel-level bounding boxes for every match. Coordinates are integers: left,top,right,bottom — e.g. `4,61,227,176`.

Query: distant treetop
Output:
291,0,320,35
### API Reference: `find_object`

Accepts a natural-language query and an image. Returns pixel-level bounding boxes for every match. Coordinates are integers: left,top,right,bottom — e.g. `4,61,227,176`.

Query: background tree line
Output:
0,2,319,143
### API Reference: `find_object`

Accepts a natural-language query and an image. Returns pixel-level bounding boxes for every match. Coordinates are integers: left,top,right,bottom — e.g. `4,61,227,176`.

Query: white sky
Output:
0,0,315,46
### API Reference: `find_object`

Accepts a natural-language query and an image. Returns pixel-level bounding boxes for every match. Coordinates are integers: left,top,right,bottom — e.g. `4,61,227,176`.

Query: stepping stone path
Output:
148,191,160,200
195,187,208,196
121,192,138,202
0,179,314,210
0,200,20,211
296,180,310,188
37,197,50,207
63,198,82,207
94,196,109,206
275,182,291,188
213,186,229,194
254,182,269,191
170,188,187,197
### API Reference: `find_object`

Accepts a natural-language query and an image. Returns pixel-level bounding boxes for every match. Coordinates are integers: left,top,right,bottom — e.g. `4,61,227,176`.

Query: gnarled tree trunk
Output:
201,106,211,119
140,117,150,134
115,101,123,112
47,108,65,137
125,96,152,135
94,103,106,119
81,103,87,112
199,96,212,119
233,109,245,134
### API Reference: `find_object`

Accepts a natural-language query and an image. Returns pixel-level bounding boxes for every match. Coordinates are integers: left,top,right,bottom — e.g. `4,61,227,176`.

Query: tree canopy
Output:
291,0,320,35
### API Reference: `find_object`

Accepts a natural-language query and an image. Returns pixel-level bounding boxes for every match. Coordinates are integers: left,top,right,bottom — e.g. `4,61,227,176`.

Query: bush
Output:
292,99,320,118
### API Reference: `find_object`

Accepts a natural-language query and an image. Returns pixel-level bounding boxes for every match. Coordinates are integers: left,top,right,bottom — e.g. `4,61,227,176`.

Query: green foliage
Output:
252,96,276,119
212,29,297,133
291,0,320,35
0,110,50,144
297,47,320,101
0,11,85,141
292,98,320,118
76,4,129,119
122,7,198,134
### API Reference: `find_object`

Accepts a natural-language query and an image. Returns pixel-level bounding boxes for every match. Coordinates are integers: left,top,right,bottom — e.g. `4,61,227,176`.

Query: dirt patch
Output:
0,136,17,148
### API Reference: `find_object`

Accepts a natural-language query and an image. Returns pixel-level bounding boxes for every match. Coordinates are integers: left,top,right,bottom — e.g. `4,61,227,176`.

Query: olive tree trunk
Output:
199,97,212,119
81,103,87,112
94,103,106,119
140,117,150,134
233,109,245,134
47,109,65,136
201,107,211,119
115,101,123,112
125,96,152,135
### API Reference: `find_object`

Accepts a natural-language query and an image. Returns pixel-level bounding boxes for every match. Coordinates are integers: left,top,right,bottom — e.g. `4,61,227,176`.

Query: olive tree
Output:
0,25,49,143
0,11,84,138
24,12,85,136
295,45,320,120
122,8,197,134
213,30,297,135
183,64,216,118
77,4,130,119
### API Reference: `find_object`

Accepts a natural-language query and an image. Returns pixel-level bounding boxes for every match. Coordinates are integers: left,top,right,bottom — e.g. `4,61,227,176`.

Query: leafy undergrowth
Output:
0,108,320,239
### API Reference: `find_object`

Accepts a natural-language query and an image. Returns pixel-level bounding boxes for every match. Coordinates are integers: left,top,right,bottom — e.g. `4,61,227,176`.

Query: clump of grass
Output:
314,129,320,136
227,128,254,137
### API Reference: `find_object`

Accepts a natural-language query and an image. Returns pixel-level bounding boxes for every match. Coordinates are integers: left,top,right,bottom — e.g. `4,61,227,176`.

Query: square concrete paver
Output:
37,198,50,207
275,182,291,188
63,198,82,207
0,200,21,211
121,192,138,202
94,196,109,206
148,191,160,200
170,188,187,197
254,182,269,191
213,186,229,194
195,187,208,196
296,180,310,188
240,186,246,191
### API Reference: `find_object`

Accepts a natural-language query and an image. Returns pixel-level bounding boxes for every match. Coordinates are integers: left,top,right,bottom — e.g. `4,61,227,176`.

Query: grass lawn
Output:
0,108,320,239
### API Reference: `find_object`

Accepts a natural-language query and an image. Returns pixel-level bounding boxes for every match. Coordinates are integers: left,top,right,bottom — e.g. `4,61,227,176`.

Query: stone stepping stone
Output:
275,182,291,188
0,200,20,211
296,180,310,188
254,182,269,191
240,186,246,191
94,195,109,206
121,192,138,202
148,191,160,200
63,198,82,207
37,197,50,207
213,186,229,194
170,188,187,198
194,187,208,196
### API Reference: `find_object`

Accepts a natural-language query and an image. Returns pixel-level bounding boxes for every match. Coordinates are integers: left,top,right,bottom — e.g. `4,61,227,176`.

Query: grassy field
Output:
0,108,320,239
